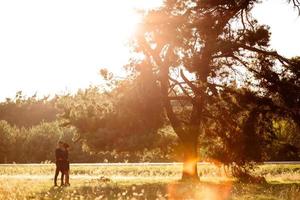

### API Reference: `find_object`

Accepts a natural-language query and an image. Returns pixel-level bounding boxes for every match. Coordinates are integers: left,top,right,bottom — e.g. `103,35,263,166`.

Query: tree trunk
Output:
181,139,199,181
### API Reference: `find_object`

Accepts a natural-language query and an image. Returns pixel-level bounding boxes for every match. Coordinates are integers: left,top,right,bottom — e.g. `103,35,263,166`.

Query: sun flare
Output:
0,0,162,100
0,0,299,101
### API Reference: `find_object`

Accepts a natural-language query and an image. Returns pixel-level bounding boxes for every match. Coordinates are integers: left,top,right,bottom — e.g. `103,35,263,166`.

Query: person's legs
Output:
54,167,59,186
60,171,65,186
65,170,70,186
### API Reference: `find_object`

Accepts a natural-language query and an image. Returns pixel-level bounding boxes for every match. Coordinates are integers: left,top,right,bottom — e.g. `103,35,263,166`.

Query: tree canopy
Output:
124,0,300,180
0,92,58,127
37,0,300,182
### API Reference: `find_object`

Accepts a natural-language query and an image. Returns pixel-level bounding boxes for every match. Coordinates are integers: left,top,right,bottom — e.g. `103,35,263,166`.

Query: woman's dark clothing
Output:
61,149,69,172
62,160,70,171
55,148,64,170
54,148,64,186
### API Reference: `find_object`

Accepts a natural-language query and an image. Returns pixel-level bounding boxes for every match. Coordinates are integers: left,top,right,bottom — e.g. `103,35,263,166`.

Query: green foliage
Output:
0,90,178,163
57,77,171,153
270,119,300,161
0,120,72,163
0,92,59,127
23,121,68,162
0,119,109,163
243,25,271,46
0,120,12,163
199,89,300,173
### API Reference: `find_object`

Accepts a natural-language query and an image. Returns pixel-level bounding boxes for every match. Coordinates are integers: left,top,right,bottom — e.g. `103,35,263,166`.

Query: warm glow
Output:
183,159,199,175
0,0,162,100
167,182,232,200
0,0,299,100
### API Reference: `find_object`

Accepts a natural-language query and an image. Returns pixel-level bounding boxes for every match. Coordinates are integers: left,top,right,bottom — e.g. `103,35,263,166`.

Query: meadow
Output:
0,163,300,200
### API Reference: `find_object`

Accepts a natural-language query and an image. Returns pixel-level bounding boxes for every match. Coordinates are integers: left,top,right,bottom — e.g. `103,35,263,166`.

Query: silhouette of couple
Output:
54,141,70,187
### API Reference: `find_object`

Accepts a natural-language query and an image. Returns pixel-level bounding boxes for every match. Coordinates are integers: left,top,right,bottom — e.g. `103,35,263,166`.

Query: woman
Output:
62,143,70,186
54,141,65,187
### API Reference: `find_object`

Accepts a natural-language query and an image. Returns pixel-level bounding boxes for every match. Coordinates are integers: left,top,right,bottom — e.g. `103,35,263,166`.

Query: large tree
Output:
128,0,300,180
56,0,299,181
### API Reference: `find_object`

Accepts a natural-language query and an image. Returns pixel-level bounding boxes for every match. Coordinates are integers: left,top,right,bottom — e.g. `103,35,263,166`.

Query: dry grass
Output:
0,163,299,200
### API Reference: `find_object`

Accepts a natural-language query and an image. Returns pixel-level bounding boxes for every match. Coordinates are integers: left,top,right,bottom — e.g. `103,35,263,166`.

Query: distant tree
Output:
269,118,300,161
0,120,12,163
57,78,177,158
0,92,59,127
0,90,178,163
0,119,102,163
126,0,300,181
23,121,69,163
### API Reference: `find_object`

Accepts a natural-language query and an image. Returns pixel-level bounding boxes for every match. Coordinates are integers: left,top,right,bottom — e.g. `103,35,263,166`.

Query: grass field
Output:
0,163,300,200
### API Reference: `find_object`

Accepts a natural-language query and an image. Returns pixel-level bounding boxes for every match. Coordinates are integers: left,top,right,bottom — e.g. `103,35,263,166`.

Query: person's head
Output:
63,143,69,150
58,141,64,149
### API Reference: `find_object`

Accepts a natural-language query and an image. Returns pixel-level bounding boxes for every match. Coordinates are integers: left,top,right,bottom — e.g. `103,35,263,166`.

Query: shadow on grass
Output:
34,180,300,200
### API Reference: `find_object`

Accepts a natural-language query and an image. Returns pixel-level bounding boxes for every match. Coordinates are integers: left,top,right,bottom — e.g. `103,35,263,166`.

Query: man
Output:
62,143,70,186
54,141,65,186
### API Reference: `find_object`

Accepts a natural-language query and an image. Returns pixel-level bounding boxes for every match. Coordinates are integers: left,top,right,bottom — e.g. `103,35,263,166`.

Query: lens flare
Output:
167,182,233,200
183,159,199,175
169,159,233,199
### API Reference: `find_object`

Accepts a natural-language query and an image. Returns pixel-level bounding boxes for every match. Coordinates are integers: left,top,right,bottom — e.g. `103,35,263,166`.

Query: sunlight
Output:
167,182,233,200
0,1,299,199
0,0,299,100
183,159,199,175
0,0,162,100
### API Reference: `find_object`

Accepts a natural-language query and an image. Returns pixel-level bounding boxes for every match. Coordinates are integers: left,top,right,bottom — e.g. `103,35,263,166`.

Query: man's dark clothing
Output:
61,149,69,171
54,148,64,186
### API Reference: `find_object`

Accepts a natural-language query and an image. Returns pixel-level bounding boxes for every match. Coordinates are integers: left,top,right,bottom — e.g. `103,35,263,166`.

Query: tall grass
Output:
0,164,299,199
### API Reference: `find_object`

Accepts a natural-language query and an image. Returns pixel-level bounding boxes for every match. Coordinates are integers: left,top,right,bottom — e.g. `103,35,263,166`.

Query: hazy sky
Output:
0,0,299,101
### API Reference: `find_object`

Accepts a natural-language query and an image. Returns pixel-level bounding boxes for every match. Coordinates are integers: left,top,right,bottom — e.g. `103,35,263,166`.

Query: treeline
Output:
0,91,58,127
0,120,176,163
0,90,299,164
0,92,176,163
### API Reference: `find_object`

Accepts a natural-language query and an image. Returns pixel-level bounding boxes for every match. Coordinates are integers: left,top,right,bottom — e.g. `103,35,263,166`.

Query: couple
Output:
54,141,70,187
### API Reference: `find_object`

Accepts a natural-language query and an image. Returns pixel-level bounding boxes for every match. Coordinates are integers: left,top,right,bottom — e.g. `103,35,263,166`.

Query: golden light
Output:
1,0,298,100
183,159,199,176
171,157,234,199
167,182,233,200
0,0,162,100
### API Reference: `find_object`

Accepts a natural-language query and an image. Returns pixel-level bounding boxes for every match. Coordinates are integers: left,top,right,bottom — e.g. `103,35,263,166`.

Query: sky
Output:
0,0,299,101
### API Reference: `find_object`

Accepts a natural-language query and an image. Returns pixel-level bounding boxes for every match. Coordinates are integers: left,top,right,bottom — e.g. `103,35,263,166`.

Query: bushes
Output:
0,119,179,163
0,92,59,127
0,120,12,163
0,120,79,163
0,89,298,165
